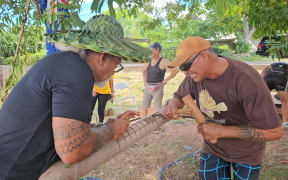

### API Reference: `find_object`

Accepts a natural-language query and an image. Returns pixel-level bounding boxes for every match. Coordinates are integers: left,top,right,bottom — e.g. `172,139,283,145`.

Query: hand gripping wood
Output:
181,95,217,144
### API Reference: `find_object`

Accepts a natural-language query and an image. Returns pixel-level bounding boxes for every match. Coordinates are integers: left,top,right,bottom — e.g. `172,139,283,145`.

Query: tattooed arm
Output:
52,111,139,164
198,123,282,142
234,126,281,142
52,117,97,164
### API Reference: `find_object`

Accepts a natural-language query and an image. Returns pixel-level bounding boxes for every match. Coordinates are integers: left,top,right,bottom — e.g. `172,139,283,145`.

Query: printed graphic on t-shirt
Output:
199,89,228,119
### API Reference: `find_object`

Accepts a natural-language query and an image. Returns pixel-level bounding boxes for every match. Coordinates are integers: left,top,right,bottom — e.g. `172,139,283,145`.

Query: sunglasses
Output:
179,53,201,72
114,63,124,73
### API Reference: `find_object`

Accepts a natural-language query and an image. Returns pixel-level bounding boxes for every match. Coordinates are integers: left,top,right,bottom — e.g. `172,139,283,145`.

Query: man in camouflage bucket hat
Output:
49,15,151,62
0,15,147,180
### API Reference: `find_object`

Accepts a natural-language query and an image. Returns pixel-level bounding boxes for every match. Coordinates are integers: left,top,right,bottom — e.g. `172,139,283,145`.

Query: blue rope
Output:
159,148,202,180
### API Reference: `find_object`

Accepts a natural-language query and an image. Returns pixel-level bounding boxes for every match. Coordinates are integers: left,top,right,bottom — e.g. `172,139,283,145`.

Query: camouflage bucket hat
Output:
48,15,151,62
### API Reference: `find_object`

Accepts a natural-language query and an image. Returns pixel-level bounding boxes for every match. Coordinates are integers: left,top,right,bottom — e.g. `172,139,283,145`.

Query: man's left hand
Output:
197,123,227,141
117,110,140,121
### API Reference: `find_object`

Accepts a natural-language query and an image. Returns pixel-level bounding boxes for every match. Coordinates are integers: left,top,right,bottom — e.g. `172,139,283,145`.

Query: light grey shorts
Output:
142,84,164,110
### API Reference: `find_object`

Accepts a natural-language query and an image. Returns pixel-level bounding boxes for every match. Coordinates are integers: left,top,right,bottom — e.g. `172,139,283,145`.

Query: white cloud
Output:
153,0,176,8
150,0,176,18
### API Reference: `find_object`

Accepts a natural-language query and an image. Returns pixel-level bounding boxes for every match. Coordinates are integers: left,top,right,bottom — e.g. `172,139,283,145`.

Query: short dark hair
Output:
84,49,96,56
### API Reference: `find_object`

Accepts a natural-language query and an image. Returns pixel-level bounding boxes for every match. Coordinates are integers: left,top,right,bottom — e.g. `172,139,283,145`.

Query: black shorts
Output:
264,75,288,91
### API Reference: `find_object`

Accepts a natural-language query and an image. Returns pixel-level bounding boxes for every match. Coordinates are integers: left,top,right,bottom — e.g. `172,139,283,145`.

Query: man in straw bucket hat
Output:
0,15,151,180
162,36,282,179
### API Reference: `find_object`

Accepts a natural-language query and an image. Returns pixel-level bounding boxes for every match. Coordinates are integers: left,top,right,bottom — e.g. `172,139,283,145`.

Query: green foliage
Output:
205,8,243,39
247,0,288,37
0,50,45,101
114,8,241,61
267,36,288,60
0,57,24,101
0,25,45,58
161,47,177,62
235,41,251,53
212,45,230,54
0,30,17,58
205,0,288,55
41,0,84,32
0,50,45,66
91,0,154,17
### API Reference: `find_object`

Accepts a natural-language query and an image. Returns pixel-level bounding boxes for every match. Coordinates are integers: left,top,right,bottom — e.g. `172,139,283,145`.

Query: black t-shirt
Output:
0,51,94,180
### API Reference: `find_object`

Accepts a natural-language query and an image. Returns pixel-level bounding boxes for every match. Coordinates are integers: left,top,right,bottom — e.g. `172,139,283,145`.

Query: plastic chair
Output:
111,82,137,112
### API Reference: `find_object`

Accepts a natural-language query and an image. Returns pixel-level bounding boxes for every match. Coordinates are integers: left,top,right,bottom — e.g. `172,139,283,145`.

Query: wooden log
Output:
182,95,217,144
39,114,169,180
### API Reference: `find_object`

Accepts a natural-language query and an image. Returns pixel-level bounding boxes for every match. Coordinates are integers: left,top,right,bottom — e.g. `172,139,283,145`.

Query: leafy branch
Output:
1,0,31,101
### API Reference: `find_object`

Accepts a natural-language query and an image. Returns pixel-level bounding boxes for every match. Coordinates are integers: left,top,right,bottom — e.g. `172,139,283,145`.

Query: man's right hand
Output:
105,118,129,140
162,103,179,120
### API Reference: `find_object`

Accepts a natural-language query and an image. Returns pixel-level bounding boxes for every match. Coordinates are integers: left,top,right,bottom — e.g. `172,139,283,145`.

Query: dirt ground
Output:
84,118,288,180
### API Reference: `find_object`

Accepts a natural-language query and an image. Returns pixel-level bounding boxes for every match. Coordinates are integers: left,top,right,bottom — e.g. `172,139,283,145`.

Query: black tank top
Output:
265,62,288,79
146,57,166,83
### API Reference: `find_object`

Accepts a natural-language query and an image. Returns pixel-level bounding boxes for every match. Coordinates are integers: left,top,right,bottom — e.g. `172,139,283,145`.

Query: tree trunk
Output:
241,14,256,51
13,0,31,64
33,0,42,18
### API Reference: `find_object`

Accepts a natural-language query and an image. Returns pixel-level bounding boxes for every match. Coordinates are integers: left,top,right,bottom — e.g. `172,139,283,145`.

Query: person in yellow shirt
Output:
92,75,115,124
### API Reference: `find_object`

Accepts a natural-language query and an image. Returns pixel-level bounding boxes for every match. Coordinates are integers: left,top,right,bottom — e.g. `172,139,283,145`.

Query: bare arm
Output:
198,123,282,142
52,117,113,164
278,91,288,122
92,85,97,97
109,79,114,92
52,111,138,164
162,97,185,120
160,59,179,84
168,97,185,109
236,126,281,141
109,78,114,98
142,63,148,86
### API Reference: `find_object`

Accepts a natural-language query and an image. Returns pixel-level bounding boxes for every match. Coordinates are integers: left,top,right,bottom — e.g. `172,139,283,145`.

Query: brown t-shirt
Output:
174,56,281,165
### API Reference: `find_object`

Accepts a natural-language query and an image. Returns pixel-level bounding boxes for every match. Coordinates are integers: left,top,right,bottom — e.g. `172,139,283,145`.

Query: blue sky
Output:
78,0,108,22
77,0,176,22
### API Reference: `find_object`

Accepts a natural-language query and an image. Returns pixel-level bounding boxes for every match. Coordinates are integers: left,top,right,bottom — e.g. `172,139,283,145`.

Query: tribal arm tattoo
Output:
53,120,114,157
53,121,91,156
237,126,266,142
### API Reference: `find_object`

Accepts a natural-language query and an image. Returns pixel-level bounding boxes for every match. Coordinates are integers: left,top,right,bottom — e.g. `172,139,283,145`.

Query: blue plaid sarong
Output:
199,153,261,180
